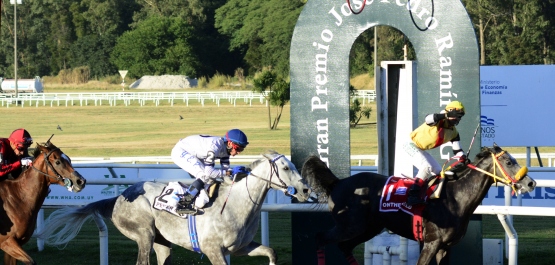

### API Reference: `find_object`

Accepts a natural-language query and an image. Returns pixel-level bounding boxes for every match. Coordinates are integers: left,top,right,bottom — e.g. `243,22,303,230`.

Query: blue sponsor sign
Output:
481,65,555,146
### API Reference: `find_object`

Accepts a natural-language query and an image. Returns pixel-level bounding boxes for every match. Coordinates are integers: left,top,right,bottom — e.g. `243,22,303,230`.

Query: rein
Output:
245,155,292,204
466,151,528,194
220,154,292,213
30,147,71,188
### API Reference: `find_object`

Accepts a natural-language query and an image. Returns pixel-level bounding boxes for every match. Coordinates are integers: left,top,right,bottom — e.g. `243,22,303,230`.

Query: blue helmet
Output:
223,129,249,148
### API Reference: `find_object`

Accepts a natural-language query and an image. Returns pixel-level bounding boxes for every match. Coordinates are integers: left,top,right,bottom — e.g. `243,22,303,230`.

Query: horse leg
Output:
153,234,172,265
112,202,156,265
435,248,450,265
232,241,277,265
1,238,35,265
204,249,229,265
336,226,386,265
315,220,380,265
416,241,441,265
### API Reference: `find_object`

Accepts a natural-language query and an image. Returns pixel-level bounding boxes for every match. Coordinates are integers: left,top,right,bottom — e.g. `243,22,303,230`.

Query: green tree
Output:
252,69,290,130
133,0,240,78
215,0,304,76
110,16,200,79
349,86,372,128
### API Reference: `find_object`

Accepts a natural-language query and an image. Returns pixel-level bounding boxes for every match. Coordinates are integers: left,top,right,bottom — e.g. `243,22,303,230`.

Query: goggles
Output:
15,138,32,151
231,142,245,152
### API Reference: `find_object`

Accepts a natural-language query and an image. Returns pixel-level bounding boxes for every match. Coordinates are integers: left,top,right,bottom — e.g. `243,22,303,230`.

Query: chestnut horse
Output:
302,144,536,265
0,141,86,265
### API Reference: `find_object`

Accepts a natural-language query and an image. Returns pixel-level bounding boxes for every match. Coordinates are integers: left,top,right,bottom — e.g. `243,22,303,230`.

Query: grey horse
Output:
37,151,310,265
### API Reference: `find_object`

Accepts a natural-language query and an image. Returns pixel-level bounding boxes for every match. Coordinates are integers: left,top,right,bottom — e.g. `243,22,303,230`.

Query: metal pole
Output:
14,0,18,100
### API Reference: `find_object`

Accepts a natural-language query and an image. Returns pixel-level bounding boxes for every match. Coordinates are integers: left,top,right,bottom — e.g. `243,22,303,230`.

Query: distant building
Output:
129,75,198,89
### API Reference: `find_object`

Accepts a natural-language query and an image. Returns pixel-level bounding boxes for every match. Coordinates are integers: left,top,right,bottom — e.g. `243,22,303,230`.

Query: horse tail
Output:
301,155,339,200
35,197,118,248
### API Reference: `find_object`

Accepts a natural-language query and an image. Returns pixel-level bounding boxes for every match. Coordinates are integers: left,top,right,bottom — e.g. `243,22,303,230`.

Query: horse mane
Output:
225,150,281,183
245,150,280,169
301,155,339,202
31,143,43,158
474,145,502,161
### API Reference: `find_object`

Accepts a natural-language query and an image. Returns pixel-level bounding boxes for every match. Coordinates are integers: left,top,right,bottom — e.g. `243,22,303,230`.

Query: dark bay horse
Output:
302,144,536,265
37,151,310,265
0,141,86,265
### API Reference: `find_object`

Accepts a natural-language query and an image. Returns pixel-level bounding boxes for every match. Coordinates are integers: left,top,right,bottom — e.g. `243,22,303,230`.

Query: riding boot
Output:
176,179,205,215
176,192,197,215
406,183,425,206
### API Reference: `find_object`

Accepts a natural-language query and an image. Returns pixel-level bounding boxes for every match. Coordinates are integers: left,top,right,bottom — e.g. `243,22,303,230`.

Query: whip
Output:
466,123,480,158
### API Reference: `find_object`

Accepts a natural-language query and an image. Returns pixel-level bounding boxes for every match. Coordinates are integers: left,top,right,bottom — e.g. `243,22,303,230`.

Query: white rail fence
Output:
70,152,555,168
0,90,376,108
35,156,555,265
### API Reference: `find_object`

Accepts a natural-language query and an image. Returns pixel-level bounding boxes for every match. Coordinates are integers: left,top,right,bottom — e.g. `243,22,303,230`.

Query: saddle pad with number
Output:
153,182,187,218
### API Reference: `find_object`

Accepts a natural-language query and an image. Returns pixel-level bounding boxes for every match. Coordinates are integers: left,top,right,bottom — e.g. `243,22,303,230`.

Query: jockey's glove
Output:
21,158,33,167
459,155,470,165
231,166,249,175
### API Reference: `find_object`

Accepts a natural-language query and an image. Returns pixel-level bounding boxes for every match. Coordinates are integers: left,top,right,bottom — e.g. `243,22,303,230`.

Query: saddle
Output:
153,182,219,218
379,175,443,241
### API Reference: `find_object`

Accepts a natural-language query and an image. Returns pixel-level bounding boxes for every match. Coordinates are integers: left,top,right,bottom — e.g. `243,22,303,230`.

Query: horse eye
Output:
283,166,290,170
56,160,61,165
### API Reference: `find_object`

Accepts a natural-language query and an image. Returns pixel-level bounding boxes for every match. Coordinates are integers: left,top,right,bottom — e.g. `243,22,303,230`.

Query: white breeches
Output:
403,141,441,180
171,145,211,183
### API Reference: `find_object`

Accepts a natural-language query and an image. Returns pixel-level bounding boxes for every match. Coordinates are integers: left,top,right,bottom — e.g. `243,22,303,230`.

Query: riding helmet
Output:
223,129,249,148
445,101,465,114
9,128,33,148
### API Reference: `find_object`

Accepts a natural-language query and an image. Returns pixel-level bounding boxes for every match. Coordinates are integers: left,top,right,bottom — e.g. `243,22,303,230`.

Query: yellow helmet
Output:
445,101,465,113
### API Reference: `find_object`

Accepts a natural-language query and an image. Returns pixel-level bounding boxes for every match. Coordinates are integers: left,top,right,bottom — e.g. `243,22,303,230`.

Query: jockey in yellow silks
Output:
403,101,466,206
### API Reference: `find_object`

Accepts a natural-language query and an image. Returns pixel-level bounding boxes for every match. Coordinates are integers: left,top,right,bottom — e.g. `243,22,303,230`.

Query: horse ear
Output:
476,147,489,158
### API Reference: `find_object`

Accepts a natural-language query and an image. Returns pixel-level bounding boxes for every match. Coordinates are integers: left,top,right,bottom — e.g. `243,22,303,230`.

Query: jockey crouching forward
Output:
0,128,34,180
171,129,249,215
403,101,468,206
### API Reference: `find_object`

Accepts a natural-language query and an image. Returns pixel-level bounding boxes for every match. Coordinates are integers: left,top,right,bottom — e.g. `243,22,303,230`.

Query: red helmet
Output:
9,128,33,149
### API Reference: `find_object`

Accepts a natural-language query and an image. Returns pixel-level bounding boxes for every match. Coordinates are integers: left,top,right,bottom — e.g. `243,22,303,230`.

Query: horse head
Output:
473,143,536,194
248,150,310,202
31,142,87,192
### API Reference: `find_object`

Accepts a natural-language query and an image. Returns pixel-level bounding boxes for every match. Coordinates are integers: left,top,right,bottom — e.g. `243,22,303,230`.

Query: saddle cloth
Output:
379,176,441,241
152,182,210,218
379,176,418,215
153,182,186,217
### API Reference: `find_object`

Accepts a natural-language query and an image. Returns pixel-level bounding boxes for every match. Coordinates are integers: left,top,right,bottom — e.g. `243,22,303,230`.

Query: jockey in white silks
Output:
171,129,249,214
403,101,467,206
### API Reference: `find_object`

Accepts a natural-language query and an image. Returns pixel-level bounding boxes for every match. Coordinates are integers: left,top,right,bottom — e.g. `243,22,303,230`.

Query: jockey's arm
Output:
425,113,447,126
203,151,226,179
0,160,21,179
451,134,464,157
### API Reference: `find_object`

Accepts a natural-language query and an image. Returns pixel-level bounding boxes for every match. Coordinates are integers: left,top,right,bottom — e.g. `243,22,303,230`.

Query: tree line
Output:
0,0,553,82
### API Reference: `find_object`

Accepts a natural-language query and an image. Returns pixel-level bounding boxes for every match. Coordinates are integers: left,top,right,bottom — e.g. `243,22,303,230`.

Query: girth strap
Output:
188,215,201,253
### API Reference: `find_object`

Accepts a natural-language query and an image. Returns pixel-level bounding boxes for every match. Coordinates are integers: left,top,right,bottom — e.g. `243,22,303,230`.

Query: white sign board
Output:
118,70,128,80
480,65,555,146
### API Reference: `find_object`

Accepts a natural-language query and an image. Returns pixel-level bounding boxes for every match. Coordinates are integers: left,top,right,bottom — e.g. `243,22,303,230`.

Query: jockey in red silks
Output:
403,101,467,206
171,129,249,214
0,128,33,180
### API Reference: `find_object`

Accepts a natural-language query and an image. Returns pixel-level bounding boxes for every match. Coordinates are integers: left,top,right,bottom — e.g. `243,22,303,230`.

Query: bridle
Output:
245,154,297,204
31,146,73,190
466,150,528,194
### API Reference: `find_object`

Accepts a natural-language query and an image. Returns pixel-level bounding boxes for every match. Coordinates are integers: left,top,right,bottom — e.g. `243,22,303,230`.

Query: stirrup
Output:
176,203,197,215
407,196,426,206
